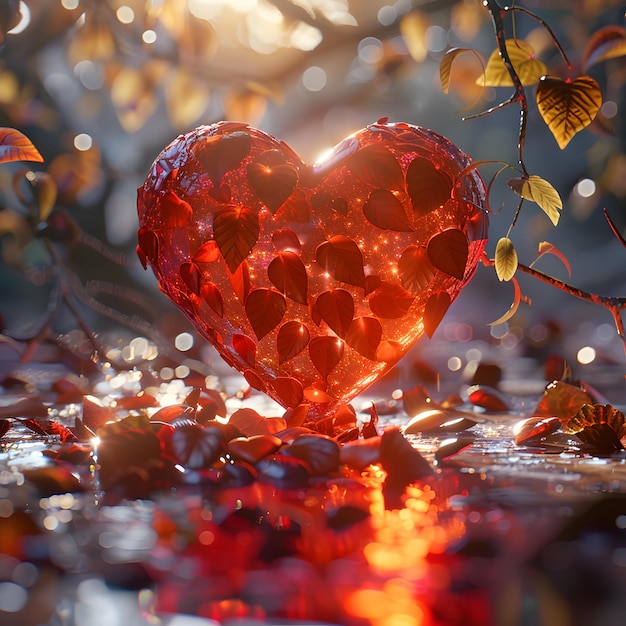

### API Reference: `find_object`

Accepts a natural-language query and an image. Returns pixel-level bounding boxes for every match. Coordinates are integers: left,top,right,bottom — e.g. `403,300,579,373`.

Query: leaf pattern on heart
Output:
180,261,201,295
200,281,224,317
406,157,453,217
315,235,365,288
229,259,250,303
345,143,404,190
273,376,305,408
427,228,468,280
247,161,298,214
232,333,256,367
363,188,413,231
245,288,286,340
271,228,302,253
397,245,435,294
213,204,259,273
137,227,158,267
345,317,382,360
277,321,310,364
316,289,354,338
195,131,252,184
309,336,344,379
424,291,451,338
193,239,221,263
160,190,193,228
368,282,415,319
267,251,308,304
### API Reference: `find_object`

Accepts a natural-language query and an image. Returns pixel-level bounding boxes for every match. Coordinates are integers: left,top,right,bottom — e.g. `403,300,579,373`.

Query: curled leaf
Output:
535,241,571,277
440,47,478,94
488,276,521,326
536,76,602,149
507,175,562,226
583,26,626,71
494,236,517,282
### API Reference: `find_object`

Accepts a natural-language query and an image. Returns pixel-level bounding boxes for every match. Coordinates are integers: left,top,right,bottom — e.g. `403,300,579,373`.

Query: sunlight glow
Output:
577,345,596,365
116,5,135,24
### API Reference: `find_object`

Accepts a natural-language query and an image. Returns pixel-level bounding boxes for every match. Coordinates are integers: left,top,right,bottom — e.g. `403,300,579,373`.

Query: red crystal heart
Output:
137,120,488,418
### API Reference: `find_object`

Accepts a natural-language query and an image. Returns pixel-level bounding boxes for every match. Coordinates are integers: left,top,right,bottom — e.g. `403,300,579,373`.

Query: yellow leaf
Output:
399,11,429,63
478,39,547,87
494,237,517,282
536,76,602,149
488,276,522,326
507,175,562,226
440,48,475,93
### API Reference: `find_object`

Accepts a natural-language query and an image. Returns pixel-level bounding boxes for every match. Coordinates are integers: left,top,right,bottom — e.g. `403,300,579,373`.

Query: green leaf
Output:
494,237,517,282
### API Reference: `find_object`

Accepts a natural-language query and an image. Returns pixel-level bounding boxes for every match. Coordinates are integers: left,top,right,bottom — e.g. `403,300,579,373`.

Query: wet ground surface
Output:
0,339,625,626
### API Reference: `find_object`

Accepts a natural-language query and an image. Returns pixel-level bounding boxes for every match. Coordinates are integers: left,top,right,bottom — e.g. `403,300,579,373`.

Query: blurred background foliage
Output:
0,0,625,371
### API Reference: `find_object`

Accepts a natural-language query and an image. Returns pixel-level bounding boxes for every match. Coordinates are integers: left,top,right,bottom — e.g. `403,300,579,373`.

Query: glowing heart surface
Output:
137,120,488,418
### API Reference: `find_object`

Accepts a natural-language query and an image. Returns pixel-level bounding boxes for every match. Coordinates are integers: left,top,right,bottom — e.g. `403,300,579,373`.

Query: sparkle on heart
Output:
137,119,488,419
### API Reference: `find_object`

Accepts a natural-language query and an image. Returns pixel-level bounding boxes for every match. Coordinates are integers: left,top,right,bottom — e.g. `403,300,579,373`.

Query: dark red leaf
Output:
346,144,404,189
316,289,354,338
193,239,221,263
267,251,308,304
277,321,310,364
228,434,283,464
273,376,305,408
137,227,158,267
340,437,381,470
363,188,413,231
244,368,267,392
308,336,344,379
180,261,201,295
398,245,435,293
281,433,340,476
272,228,301,253
406,157,453,217
424,291,451,338
0,419,11,439
200,281,224,317
247,162,298,214
368,282,414,319
160,190,192,228
315,235,365,288
345,316,382,360
364,274,382,296
427,228,468,280
213,204,259,273
233,333,256,367
161,422,225,469
468,385,510,412
229,407,286,436
245,288,286,340
196,131,252,184
513,417,561,445
150,404,196,424
229,259,250,302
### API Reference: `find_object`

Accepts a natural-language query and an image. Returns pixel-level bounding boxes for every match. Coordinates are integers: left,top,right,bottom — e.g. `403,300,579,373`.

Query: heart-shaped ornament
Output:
137,119,488,418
